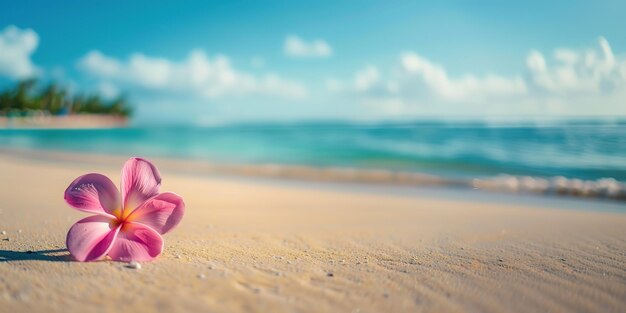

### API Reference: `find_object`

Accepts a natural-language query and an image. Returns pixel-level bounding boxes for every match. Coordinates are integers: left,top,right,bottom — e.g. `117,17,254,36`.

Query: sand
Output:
0,115,128,129
0,152,625,313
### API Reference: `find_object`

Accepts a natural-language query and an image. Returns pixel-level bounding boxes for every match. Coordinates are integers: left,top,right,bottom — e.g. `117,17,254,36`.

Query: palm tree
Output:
0,79,132,117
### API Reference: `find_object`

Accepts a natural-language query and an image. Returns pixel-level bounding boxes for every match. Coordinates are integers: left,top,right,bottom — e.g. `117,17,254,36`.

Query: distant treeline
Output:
0,79,132,117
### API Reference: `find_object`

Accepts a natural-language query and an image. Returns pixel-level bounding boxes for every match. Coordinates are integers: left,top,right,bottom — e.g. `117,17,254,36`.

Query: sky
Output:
1,0,626,124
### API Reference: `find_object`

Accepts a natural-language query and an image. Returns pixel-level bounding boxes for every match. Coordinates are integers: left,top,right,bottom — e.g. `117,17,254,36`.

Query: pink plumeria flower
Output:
64,157,184,262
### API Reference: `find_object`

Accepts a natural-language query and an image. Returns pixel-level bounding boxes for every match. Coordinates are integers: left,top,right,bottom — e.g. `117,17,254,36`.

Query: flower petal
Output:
66,215,119,262
64,173,119,216
107,223,163,262
128,193,185,235
121,158,161,210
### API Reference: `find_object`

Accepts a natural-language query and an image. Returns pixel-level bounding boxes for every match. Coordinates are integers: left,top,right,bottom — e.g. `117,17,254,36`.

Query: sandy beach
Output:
0,115,128,129
0,152,625,313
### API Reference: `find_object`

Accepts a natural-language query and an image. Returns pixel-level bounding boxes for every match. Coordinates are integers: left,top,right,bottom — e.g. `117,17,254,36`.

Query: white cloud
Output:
526,37,623,94
354,66,380,92
284,35,332,58
98,81,119,99
330,37,626,117
0,25,40,79
327,65,395,94
79,50,121,77
78,49,307,99
401,53,527,101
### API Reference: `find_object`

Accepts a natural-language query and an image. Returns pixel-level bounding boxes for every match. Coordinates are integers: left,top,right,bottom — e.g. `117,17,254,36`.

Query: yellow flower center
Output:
110,207,138,231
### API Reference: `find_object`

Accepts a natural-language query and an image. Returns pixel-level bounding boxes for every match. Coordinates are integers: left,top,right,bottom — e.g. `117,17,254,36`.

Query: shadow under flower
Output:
0,248,71,262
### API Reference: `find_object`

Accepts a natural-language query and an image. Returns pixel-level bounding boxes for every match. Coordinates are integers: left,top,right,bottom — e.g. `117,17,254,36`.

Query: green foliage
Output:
0,79,132,117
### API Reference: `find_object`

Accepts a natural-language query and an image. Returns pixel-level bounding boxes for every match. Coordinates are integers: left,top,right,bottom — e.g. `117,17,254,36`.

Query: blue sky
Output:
1,0,626,124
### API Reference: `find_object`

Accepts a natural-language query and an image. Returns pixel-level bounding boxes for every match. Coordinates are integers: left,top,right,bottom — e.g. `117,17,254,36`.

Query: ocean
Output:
1,120,625,199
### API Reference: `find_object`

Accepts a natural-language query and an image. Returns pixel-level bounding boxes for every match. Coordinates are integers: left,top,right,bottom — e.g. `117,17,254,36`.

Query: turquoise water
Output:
0,120,625,183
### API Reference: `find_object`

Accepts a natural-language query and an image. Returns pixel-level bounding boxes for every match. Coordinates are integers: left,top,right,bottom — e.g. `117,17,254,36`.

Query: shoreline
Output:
0,146,624,203
1,147,625,214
